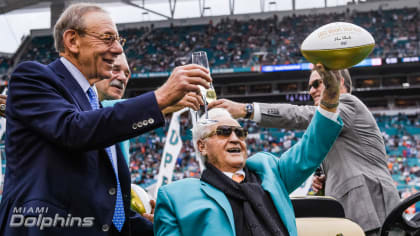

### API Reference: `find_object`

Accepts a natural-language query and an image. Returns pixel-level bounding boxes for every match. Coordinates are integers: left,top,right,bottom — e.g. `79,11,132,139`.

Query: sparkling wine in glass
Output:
191,51,216,103
191,51,216,118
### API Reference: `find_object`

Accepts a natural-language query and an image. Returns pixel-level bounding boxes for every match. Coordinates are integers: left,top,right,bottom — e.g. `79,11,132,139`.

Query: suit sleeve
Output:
256,102,316,129
274,111,343,193
8,62,165,150
335,95,357,131
128,209,154,236
154,188,182,236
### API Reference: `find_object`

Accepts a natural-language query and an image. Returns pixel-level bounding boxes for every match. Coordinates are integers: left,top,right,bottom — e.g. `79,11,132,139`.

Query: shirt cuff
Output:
252,103,261,123
317,106,339,123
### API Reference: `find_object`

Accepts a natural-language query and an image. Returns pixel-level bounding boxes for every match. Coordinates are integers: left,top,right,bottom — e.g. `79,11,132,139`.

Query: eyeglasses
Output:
76,30,126,47
308,79,323,90
203,125,248,140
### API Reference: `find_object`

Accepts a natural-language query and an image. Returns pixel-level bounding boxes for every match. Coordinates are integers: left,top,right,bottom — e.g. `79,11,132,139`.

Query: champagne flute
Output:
191,51,216,119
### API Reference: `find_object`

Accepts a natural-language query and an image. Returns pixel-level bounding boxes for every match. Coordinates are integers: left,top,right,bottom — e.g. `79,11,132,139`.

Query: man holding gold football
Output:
209,68,400,235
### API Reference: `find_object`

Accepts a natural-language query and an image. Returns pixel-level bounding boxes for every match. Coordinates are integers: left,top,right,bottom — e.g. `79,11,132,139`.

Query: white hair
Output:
191,108,234,163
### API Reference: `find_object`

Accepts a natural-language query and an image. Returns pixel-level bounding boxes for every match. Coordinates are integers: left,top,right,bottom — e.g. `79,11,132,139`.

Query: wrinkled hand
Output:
315,63,340,112
162,92,204,115
208,99,247,119
155,64,211,109
142,200,155,223
312,174,326,193
0,95,6,118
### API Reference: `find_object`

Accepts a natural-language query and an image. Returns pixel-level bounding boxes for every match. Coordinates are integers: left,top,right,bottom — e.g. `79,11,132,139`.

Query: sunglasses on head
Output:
308,79,323,90
204,125,248,140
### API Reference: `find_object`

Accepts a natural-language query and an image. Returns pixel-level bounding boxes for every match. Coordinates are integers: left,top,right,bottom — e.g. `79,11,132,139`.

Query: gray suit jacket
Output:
256,93,400,232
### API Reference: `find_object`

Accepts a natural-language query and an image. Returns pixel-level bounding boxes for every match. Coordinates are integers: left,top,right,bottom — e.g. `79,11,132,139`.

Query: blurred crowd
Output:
379,114,420,194
0,56,12,77
0,7,416,75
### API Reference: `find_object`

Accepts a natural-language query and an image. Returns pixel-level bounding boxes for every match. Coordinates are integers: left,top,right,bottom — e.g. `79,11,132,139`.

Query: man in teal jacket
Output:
154,65,343,236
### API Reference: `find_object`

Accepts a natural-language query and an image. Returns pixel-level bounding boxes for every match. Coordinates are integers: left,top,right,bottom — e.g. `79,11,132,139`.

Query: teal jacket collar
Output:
201,181,236,235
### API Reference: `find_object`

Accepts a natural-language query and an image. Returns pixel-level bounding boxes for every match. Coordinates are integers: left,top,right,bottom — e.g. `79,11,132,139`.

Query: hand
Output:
312,174,326,193
155,64,211,109
315,63,340,113
0,94,6,118
142,200,155,223
208,99,247,119
162,92,204,115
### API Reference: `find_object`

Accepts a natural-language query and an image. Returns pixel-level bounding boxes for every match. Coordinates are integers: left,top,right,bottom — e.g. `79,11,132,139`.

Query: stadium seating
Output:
0,56,11,76
4,7,419,74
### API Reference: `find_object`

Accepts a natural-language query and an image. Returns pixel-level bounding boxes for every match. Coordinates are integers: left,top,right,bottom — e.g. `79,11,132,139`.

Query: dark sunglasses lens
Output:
216,126,247,139
313,80,320,89
309,80,320,90
234,128,247,138
217,126,233,136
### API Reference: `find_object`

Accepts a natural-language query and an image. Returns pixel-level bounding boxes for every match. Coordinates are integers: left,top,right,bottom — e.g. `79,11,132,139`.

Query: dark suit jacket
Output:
0,59,164,235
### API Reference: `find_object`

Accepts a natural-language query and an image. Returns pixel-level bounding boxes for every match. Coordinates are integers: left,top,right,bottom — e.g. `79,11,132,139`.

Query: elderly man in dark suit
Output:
0,3,210,236
209,69,400,235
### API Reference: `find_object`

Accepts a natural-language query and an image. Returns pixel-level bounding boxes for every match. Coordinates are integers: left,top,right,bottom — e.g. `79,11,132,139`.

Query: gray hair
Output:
53,3,108,53
339,69,352,93
192,108,234,163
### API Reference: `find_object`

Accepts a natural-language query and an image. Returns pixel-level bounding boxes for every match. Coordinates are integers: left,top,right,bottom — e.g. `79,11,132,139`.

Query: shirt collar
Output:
223,169,246,179
60,57,91,94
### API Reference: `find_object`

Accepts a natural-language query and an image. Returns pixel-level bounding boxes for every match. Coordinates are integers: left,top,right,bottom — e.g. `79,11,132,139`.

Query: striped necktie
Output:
86,87,125,231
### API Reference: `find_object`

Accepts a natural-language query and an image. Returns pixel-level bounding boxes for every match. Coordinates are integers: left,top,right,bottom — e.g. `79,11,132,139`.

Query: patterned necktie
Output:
86,87,125,231
232,173,244,183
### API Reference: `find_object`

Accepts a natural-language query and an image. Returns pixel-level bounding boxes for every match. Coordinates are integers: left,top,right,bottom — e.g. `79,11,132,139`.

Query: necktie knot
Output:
232,173,244,183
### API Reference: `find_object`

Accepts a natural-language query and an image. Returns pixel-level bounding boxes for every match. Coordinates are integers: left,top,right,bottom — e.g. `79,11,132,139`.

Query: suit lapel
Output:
48,59,92,111
49,59,118,181
200,181,235,235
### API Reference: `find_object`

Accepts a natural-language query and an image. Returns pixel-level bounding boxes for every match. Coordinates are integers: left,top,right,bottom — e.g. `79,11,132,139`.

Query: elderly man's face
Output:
76,11,123,82
96,54,130,101
199,118,248,173
308,71,325,106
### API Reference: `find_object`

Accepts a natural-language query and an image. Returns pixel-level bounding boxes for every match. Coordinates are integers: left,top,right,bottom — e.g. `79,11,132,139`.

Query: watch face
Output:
246,104,253,112
245,104,253,119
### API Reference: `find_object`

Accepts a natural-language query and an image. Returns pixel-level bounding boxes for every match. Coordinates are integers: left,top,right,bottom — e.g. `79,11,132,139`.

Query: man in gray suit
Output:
209,69,400,236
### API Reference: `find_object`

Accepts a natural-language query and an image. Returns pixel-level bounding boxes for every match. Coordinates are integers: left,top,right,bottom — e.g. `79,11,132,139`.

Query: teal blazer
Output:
154,111,343,236
102,99,130,166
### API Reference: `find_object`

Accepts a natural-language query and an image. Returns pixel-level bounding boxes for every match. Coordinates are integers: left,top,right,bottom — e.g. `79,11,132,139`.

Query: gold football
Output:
131,184,152,214
301,22,375,70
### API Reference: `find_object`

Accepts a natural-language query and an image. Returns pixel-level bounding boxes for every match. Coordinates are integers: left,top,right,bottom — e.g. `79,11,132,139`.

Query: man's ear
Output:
62,29,80,54
197,139,206,156
340,77,346,91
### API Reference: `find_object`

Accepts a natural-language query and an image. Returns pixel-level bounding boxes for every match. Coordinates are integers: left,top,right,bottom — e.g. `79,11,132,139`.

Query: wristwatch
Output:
244,103,254,119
